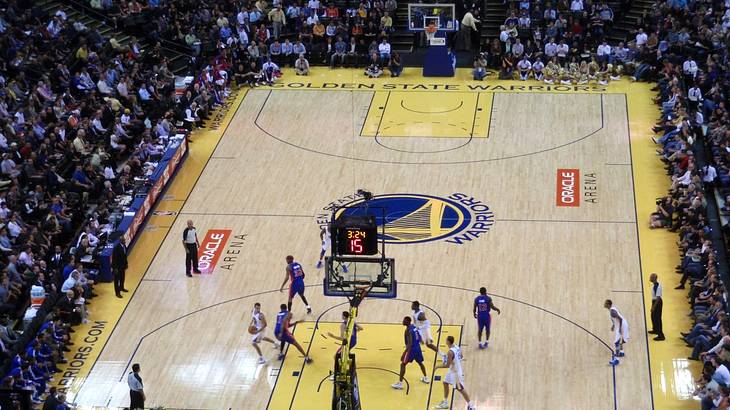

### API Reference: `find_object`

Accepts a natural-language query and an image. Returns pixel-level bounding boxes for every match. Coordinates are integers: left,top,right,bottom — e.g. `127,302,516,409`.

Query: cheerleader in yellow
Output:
577,61,590,85
568,58,580,84
587,57,600,81
544,58,558,84
608,63,623,81
559,63,572,85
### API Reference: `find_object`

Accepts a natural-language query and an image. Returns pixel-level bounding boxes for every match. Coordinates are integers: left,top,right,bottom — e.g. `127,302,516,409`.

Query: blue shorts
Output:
478,315,491,333
289,280,305,299
401,348,424,364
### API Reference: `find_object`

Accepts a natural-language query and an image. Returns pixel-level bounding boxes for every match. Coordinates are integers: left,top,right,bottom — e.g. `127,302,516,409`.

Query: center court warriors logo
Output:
318,193,494,245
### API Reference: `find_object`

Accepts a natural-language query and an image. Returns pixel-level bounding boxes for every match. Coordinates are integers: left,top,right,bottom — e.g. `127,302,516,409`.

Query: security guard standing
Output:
649,273,665,341
127,363,145,409
182,220,201,277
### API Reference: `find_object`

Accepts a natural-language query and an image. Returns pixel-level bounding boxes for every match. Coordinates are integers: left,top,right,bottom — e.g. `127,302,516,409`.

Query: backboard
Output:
407,3,457,32
324,256,396,298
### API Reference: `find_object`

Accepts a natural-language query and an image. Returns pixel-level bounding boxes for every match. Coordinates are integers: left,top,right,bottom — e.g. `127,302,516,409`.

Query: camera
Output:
357,189,373,202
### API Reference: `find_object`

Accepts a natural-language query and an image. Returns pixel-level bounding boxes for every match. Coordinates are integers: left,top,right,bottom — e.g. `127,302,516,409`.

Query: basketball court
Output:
51,69,696,409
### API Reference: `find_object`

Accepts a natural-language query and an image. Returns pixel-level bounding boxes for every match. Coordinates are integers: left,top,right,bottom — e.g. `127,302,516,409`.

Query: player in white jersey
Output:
411,301,443,358
604,299,629,366
517,56,532,81
316,226,331,269
434,336,475,410
316,225,348,272
250,302,279,364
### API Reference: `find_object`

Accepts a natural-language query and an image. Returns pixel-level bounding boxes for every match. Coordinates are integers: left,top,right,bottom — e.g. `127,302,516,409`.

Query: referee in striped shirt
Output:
649,273,665,341
183,220,201,277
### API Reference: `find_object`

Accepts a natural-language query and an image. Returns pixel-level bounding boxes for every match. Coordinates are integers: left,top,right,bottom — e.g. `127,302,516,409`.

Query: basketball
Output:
248,325,258,335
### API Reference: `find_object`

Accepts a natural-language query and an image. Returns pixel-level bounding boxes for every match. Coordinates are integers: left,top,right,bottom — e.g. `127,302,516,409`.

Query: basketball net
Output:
425,24,437,41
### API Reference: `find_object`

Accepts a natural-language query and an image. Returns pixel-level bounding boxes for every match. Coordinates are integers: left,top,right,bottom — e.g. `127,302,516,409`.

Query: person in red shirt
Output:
325,4,339,18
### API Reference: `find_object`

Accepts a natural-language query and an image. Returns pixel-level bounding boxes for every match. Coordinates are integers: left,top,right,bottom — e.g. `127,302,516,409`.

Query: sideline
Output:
627,85,698,409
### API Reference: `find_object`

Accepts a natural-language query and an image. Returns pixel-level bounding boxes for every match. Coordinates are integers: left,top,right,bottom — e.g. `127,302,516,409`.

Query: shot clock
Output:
338,227,377,255
332,215,379,256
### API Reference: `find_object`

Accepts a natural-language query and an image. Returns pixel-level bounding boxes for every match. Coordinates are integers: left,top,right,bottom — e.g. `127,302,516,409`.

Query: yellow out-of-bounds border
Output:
52,88,249,400
269,322,462,410
627,85,698,409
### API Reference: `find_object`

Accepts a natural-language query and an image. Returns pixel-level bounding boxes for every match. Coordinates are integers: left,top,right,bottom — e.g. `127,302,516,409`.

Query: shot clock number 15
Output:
336,227,378,255
348,230,366,254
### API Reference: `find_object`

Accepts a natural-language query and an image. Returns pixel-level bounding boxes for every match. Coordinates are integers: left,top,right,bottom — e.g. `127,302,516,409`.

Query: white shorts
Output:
252,329,265,343
321,239,331,252
614,324,630,344
443,371,465,389
418,328,433,344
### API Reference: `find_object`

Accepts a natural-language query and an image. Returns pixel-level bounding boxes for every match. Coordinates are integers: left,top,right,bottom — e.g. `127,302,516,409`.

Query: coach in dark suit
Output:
112,236,129,298
56,290,81,325
47,245,66,290
48,245,65,274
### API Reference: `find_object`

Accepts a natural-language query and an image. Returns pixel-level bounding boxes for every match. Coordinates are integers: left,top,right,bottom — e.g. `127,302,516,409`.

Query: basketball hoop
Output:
355,283,371,295
351,283,372,308
324,256,397,299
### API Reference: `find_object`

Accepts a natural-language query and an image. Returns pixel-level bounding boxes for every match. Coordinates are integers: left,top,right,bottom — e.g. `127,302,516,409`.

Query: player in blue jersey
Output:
474,287,501,349
274,303,313,363
392,316,430,390
280,255,312,314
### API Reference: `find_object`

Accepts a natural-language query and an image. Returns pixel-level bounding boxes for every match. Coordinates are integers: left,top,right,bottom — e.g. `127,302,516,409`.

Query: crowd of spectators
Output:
0,0,233,405
472,0,649,83
473,0,627,79
624,0,730,405
84,0,409,81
